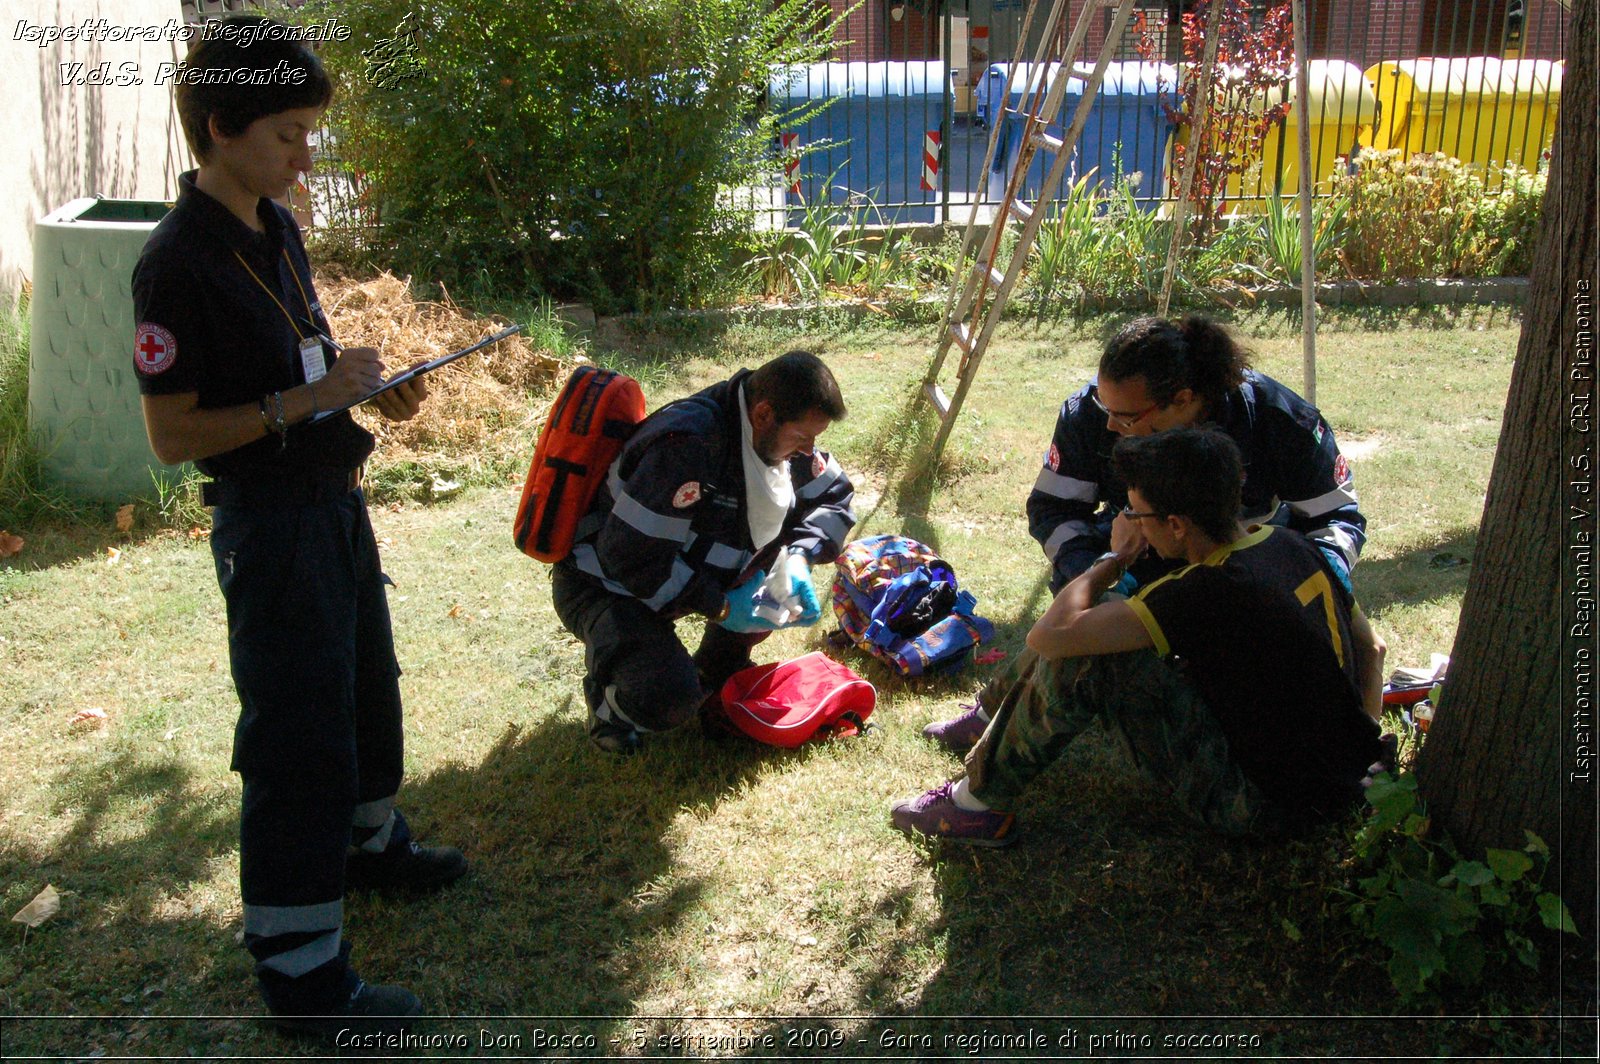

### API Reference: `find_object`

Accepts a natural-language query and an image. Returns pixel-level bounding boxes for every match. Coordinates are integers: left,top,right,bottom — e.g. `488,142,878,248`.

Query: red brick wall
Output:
817,0,1567,66
1519,0,1568,60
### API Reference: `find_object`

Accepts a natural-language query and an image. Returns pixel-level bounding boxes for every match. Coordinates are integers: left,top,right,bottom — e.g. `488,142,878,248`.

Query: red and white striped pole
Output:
921,130,941,191
780,133,801,196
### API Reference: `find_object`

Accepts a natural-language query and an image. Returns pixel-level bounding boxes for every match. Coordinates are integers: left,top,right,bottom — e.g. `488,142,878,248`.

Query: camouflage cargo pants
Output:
963,646,1291,837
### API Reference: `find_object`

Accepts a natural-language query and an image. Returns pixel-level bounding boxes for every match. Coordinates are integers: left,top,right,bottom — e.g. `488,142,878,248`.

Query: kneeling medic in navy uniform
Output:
132,15,464,1034
552,350,856,753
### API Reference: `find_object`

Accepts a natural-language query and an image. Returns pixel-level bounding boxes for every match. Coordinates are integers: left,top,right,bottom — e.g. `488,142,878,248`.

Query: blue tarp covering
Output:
978,61,1178,205
770,61,980,223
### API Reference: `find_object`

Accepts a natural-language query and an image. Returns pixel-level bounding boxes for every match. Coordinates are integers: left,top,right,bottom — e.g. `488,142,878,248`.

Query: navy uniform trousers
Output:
550,563,766,736
210,481,404,1011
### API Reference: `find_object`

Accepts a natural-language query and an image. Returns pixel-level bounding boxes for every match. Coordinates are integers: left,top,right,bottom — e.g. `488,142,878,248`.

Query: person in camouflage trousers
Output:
962,645,1288,837
892,428,1389,848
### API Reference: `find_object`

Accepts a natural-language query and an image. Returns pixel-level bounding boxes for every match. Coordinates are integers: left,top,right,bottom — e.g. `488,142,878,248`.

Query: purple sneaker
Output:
921,701,990,756
890,782,1015,847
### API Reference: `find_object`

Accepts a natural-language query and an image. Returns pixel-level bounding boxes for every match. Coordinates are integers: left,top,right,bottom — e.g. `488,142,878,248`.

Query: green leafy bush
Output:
1341,770,1576,1002
305,0,833,312
1330,148,1546,281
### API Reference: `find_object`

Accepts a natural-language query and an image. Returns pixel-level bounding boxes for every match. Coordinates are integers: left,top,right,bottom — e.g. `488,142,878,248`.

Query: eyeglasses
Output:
1120,504,1165,520
1090,386,1159,430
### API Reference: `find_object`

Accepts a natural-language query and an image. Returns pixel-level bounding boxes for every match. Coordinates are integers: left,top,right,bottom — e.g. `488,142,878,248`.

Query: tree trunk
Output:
1414,0,1596,939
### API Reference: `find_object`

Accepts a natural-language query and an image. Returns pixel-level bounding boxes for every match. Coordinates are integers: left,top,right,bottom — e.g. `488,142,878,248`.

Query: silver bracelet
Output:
269,390,288,448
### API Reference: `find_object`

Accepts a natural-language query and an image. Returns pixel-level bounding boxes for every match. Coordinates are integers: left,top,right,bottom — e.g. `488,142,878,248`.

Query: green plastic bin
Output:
29,197,185,502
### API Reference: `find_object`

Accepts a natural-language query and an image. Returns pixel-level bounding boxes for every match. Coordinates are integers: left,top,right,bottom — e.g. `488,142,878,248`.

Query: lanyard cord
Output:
232,248,319,342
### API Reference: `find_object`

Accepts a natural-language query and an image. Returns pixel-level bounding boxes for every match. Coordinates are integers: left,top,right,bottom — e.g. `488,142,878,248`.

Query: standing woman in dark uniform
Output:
132,15,464,1033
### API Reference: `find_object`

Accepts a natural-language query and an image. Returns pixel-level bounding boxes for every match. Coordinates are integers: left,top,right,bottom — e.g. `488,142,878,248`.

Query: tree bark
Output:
1415,0,1597,940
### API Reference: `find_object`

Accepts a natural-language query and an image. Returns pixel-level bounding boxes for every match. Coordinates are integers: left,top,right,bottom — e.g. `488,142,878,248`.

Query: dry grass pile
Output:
316,271,569,468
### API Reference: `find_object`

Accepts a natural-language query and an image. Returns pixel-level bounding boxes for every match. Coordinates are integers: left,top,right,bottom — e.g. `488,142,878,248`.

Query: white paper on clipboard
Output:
307,324,524,424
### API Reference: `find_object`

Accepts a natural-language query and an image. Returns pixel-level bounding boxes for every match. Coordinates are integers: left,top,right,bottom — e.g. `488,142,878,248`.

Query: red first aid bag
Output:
514,365,646,563
718,652,876,747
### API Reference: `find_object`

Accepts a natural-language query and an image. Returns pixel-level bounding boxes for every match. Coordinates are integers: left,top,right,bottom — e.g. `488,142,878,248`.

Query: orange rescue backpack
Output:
514,365,646,563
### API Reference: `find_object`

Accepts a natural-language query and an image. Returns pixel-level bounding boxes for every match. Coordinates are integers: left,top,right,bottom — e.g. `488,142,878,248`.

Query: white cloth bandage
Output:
738,383,793,551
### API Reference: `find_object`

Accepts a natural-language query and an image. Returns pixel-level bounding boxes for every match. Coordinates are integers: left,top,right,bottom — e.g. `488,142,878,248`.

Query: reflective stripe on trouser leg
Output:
595,684,646,732
243,900,343,976
550,565,704,734
239,773,354,995
351,794,398,854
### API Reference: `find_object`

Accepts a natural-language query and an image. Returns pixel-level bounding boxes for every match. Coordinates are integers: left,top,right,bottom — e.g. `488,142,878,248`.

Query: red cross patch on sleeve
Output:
1047,443,1061,472
1334,453,1351,485
133,323,177,376
672,482,702,508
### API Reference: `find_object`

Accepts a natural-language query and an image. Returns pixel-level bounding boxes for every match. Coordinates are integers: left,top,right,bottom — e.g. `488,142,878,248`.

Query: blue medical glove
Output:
720,569,780,633
783,549,822,626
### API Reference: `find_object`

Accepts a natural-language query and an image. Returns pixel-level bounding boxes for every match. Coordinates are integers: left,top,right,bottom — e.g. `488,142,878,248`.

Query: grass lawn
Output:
0,306,1583,1057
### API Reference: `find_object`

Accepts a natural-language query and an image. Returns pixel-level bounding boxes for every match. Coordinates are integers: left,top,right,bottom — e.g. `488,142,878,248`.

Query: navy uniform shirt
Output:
131,170,373,480
1127,525,1383,818
566,369,857,619
1027,370,1366,592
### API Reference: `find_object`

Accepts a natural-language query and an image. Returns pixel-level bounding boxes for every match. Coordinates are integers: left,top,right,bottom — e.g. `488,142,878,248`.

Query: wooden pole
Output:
1156,0,1225,318
1291,0,1317,404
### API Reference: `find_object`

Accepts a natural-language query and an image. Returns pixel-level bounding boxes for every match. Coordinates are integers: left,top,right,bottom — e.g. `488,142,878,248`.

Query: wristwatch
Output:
1094,551,1126,575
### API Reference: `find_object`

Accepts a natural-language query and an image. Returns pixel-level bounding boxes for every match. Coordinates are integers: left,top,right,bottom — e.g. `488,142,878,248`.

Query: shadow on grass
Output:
0,749,248,1050
0,707,793,1056
339,710,793,1014
1352,525,1479,617
755,731,1569,1057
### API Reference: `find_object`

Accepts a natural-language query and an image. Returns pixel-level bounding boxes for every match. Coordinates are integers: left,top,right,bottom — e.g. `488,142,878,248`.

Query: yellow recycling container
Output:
1175,60,1379,211
1362,57,1562,187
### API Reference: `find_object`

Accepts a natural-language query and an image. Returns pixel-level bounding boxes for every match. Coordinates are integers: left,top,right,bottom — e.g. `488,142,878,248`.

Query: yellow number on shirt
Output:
1295,570,1345,667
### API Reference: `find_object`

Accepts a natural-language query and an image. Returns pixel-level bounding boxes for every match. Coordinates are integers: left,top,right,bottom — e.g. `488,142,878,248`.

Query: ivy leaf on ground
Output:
116,504,134,534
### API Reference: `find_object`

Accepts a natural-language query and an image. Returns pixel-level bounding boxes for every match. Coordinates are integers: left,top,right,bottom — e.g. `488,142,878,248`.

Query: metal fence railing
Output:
760,0,1567,228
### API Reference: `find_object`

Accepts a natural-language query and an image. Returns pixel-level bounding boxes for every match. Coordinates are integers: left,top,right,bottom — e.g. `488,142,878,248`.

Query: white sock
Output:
950,777,991,812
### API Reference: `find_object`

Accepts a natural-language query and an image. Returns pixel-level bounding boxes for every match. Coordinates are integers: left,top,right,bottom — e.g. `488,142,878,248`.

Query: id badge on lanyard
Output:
299,335,328,383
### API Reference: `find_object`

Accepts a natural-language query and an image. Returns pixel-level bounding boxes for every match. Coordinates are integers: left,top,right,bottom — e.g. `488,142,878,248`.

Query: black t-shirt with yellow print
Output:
1125,525,1384,817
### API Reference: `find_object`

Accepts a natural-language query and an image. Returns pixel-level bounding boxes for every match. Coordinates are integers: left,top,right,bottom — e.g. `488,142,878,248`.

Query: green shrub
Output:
1330,148,1546,281
304,0,835,313
1340,769,1576,1003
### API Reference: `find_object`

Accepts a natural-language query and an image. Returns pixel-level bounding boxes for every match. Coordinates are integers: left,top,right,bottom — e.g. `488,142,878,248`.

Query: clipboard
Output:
307,323,524,424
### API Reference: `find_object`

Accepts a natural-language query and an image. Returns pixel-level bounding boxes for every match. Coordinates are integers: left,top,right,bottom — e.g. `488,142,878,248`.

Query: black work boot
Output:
267,976,422,1038
345,808,468,893
260,947,421,1039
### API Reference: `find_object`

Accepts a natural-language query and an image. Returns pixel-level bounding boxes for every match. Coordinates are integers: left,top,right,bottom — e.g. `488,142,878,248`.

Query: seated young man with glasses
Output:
925,314,1366,754
893,428,1388,846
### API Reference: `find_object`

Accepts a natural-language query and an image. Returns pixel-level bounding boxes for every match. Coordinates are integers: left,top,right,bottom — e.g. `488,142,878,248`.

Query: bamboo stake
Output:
1292,0,1317,403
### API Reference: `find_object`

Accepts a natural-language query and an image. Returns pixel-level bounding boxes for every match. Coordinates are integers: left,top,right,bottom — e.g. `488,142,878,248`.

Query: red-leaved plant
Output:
1136,0,1296,240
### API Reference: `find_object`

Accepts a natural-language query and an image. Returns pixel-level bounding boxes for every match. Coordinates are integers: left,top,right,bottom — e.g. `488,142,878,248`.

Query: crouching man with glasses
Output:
924,314,1367,754
892,428,1388,847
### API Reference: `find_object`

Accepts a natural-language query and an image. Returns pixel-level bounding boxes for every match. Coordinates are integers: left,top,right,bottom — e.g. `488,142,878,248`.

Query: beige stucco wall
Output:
1,0,197,300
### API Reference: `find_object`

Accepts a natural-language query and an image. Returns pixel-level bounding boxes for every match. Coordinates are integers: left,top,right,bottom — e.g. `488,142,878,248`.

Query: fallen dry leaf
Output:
70,707,109,728
12,884,60,928
105,546,122,566
187,527,210,541
115,503,134,534
446,603,463,619
0,531,23,558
